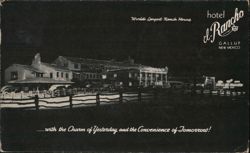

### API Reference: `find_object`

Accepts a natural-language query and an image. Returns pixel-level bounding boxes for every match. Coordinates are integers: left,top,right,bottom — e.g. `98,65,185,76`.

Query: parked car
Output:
48,84,72,97
0,85,21,93
169,81,184,89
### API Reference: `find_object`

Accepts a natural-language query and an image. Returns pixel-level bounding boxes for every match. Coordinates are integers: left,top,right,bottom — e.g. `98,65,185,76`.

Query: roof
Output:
42,62,71,72
107,66,167,73
10,64,44,73
8,77,74,84
60,56,168,73
62,56,140,68
107,68,139,72
139,66,168,73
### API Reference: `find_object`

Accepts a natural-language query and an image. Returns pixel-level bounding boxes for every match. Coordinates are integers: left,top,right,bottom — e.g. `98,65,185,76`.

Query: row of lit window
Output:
112,73,138,78
74,63,107,71
115,81,134,86
36,73,43,77
112,73,165,78
52,72,69,78
85,73,101,79
72,73,101,79
141,73,166,78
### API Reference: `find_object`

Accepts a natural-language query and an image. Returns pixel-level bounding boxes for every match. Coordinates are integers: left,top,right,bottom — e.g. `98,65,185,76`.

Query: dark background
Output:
1,1,249,86
0,1,249,152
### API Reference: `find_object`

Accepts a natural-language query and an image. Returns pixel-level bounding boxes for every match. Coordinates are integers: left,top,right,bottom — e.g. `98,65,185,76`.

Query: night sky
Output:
1,1,249,84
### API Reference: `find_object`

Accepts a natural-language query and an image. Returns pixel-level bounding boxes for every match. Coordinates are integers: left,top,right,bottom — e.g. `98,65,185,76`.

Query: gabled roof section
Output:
42,62,71,72
10,64,44,73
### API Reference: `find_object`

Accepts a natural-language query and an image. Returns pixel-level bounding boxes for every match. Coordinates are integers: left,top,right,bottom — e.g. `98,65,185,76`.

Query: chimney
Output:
32,53,41,66
165,66,168,73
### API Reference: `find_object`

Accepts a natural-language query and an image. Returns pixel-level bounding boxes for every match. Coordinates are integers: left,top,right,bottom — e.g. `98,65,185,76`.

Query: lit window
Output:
114,73,117,78
10,71,18,80
102,74,107,79
129,82,132,86
129,73,132,78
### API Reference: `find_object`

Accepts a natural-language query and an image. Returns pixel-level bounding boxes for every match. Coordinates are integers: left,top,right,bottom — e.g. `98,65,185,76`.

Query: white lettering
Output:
203,8,244,43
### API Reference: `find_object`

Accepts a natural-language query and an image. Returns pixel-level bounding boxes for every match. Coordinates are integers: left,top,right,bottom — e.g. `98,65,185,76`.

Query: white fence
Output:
0,89,247,110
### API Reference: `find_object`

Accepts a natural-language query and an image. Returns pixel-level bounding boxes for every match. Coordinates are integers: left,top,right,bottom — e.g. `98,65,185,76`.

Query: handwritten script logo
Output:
203,8,244,43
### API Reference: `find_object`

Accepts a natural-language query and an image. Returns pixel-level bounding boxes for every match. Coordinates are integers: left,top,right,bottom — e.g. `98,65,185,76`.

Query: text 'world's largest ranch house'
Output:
4,53,169,91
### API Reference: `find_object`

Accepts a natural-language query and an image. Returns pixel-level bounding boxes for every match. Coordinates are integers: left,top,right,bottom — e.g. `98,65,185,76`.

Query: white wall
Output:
32,62,73,81
4,65,35,83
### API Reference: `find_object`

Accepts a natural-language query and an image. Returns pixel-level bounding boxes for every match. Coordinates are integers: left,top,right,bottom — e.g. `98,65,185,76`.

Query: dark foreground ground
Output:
1,93,249,152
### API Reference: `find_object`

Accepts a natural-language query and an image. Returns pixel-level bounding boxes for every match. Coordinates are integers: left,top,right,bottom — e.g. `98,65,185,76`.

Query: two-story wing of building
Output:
106,66,169,88
53,56,169,88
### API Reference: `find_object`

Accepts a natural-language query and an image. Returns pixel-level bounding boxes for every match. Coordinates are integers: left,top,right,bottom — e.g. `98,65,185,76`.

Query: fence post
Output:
96,92,100,107
75,88,78,95
119,91,123,104
34,95,39,110
138,89,142,103
69,95,73,109
12,92,14,100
